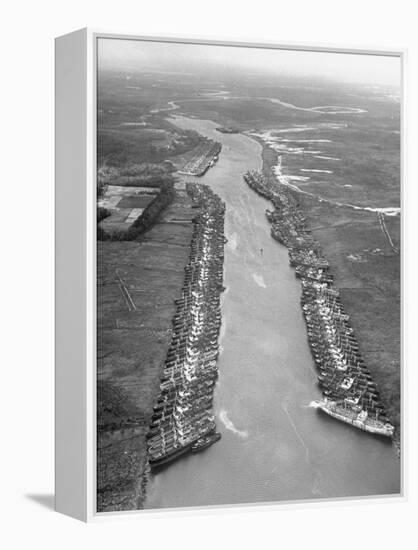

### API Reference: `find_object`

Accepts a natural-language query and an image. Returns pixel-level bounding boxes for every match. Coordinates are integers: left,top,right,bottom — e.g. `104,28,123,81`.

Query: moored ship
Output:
191,432,221,453
148,443,194,469
147,185,225,471
314,399,394,437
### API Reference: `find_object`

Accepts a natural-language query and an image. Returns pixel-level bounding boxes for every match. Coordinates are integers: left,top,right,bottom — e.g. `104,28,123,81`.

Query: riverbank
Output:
255,138,401,445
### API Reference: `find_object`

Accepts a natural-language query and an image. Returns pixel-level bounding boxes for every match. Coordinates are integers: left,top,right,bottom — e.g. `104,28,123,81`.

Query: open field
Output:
97,189,197,512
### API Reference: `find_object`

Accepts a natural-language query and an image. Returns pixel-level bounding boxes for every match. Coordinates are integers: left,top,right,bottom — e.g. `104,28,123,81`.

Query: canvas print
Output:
96,37,401,512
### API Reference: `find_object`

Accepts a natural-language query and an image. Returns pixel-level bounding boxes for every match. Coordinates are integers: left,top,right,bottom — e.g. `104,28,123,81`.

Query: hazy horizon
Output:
98,38,401,89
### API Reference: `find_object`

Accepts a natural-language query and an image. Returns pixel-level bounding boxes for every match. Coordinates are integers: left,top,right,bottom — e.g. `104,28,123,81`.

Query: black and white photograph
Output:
96,37,401,512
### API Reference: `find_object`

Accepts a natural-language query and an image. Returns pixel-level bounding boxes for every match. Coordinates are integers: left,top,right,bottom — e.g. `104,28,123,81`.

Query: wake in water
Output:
252,273,267,288
282,400,310,463
227,232,238,251
219,409,249,438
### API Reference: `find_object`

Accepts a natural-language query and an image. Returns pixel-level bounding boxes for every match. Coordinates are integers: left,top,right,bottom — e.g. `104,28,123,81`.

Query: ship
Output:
148,442,194,469
191,432,221,453
314,399,394,437
148,428,220,469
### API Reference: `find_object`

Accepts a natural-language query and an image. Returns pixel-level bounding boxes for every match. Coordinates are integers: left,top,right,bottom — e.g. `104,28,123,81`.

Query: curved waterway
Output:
144,115,400,509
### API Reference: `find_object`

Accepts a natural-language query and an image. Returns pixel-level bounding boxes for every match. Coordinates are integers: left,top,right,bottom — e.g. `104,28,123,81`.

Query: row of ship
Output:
243,169,395,438
178,139,222,177
147,183,225,468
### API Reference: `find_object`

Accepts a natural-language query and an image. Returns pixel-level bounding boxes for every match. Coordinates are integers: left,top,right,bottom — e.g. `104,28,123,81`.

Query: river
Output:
144,115,400,509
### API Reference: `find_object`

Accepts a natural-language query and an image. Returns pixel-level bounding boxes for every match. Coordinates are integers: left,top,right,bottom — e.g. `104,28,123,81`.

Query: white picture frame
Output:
55,28,405,522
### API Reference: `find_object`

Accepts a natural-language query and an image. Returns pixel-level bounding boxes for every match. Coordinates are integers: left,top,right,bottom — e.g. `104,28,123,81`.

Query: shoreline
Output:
245,131,400,216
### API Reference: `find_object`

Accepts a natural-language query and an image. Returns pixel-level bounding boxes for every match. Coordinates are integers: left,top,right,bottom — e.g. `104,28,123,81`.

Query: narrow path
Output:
115,270,137,311
378,212,399,254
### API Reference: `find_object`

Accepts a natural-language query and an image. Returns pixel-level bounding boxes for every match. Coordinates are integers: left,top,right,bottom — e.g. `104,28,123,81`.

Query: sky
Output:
98,38,401,88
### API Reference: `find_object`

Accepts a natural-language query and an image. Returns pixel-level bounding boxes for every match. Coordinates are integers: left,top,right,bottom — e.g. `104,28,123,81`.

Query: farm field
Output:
98,185,158,233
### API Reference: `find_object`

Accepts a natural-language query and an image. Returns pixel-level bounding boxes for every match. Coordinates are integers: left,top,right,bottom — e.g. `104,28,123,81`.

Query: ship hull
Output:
149,443,193,469
314,401,394,437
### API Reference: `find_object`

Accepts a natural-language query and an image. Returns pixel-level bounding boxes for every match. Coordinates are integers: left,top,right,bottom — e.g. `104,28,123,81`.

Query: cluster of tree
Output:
97,206,111,223
118,162,173,177
109,174,174,188
97,162,174,200
97,181,106,198
97,126,202,168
